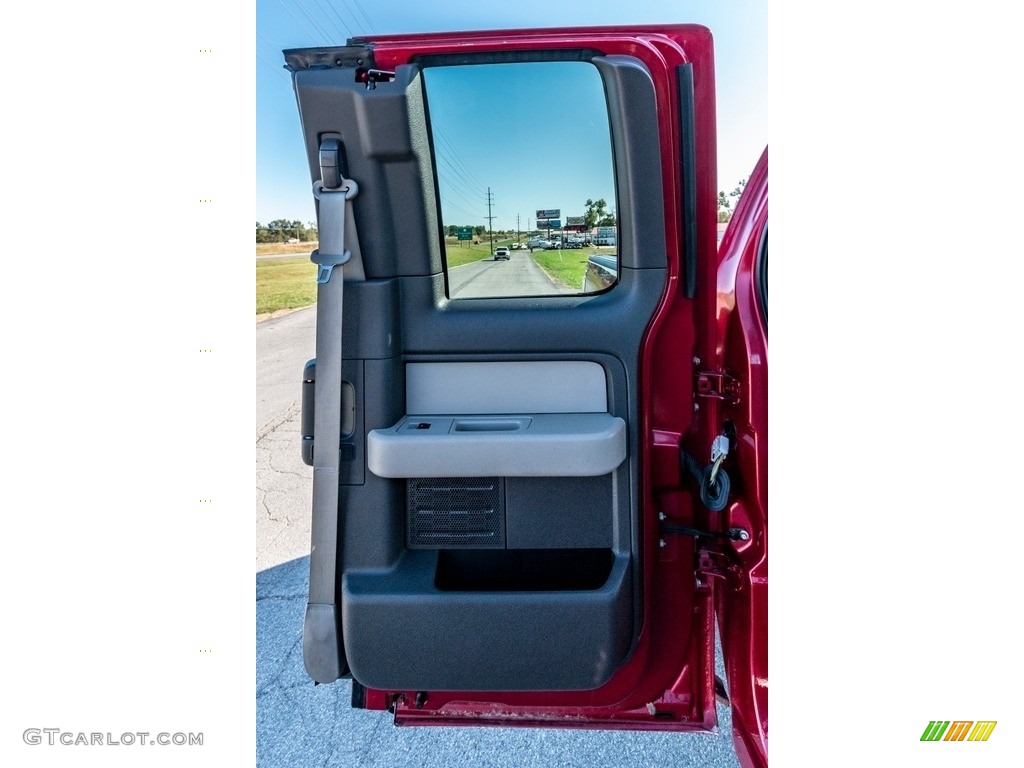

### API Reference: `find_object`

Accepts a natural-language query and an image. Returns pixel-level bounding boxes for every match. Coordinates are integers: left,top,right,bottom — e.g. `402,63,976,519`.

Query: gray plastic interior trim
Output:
368,413,626,478
289,45,673,693
342,549,632,691
593,55,666,270
406,361,607,414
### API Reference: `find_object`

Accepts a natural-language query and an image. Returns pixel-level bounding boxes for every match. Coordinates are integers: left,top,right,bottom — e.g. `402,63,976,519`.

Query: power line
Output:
430,129,519,225
432,149,492,217
276,0,328,44
309,0,351,40
435,168,487,213
256,30,283,50
489,196,515,228
433,147,484,193
486,187,495,253
440,203,484,223
435,180,486,218
290,0,337,43
348,0,378,33
256,52,291,84
433,128,488,192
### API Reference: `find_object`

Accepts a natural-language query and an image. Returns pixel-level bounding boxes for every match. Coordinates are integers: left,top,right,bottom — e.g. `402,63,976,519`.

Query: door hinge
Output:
697,547,742,587
695,370,741,405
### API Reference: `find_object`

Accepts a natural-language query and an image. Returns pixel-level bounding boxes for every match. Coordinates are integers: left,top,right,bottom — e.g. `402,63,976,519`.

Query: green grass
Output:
255,240,502,316
443,239,495,268
255,238,605,315
529,248,591,291
443,236,527,268
530,246,618,292
256,256,318,315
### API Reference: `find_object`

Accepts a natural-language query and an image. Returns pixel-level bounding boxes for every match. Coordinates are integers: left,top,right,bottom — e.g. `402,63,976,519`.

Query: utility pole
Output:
486,187,495,254
516,213,521,245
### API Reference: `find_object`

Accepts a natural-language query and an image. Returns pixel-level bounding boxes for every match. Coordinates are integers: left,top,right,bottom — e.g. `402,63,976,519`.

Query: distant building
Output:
593,226,617,246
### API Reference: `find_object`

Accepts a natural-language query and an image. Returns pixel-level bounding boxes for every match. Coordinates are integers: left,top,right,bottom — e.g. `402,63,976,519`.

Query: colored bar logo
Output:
921,721,996,742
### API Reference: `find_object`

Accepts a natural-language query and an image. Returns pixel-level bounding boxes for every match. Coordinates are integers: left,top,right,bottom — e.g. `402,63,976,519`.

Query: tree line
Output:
583,198,617,228
444,225,487,237
444,198,618,237
717,178,748,223
262,183,736,243
256,220,318,243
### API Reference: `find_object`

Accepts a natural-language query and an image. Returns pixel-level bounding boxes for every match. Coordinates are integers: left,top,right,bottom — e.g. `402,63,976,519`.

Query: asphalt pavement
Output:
256,304,741,768
258,555,740,768
448,249,576,298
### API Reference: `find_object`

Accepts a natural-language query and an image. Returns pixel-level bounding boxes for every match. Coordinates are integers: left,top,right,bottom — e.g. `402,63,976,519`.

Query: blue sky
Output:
256,0,768,226
424,61,616,233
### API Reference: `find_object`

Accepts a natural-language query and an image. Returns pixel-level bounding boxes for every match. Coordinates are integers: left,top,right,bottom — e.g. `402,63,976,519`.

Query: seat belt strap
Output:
304,138,359,682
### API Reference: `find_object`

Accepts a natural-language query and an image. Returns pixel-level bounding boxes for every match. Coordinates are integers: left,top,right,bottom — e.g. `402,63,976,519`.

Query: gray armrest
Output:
367,413,626,478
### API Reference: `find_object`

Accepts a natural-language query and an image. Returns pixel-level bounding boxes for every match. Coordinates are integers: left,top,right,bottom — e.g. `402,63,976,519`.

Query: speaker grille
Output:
407,478,504,549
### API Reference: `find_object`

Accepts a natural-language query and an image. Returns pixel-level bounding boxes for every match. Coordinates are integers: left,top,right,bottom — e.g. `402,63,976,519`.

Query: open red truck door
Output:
285,25,767,767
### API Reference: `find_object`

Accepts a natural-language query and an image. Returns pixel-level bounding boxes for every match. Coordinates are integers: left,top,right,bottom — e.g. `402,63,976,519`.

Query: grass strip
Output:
256,256,318,315
529,249,590,291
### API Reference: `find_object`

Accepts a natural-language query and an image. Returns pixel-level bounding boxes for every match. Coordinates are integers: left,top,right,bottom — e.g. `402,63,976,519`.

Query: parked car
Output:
493,247,510,260
286,24,767,768
583,253,618,292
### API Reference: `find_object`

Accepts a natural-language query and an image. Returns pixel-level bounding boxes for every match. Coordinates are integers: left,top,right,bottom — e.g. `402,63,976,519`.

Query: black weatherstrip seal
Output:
677,64,698,299
757,225,768,322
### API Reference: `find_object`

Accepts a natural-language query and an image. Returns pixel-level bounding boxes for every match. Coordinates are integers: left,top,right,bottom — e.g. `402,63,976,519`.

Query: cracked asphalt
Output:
257,307,316,571
256,305,741,768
